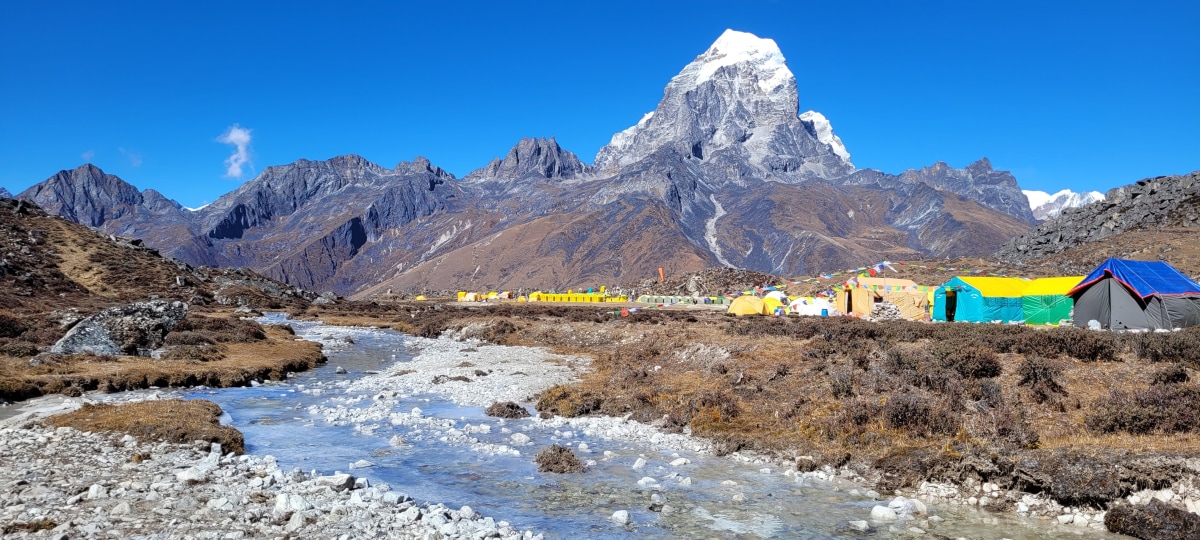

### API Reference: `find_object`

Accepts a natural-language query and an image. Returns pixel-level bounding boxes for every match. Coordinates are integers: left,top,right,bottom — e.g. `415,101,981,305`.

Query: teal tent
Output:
933,277,1028,323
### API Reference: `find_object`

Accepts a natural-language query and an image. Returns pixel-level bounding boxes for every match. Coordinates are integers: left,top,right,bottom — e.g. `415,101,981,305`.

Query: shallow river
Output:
132,316,1120,538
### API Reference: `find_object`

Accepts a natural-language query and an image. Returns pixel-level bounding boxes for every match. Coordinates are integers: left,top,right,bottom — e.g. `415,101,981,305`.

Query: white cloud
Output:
217,124,253,178
81,150,95,161
118,147,143,167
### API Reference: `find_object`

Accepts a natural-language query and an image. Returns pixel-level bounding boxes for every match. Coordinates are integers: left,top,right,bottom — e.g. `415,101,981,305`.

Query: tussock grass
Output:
0,325,324,401
46,399,245,454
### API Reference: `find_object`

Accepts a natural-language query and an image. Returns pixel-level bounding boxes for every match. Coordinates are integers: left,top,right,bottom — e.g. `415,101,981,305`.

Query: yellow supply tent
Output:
762,296,786,316
414,295,427,301
837,277,929,320
727,296,766,316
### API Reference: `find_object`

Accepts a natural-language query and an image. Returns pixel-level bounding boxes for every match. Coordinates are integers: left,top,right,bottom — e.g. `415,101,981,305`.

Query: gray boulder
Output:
51,300,188,356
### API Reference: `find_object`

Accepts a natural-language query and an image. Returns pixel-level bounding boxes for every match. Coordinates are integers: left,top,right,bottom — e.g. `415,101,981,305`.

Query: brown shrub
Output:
161,344,224,362
485,401,530,419
46,399,245,454
884,391,960,436
0,312,26,338
1086,385,1200,435
163,331,216,347
1016,356,1067,403
0,341,40,357
936,346,1001,379
534,444,584,473
1104,500,1200,540
2,518,57,534
1151,364,1190,386
1131,330,1200,367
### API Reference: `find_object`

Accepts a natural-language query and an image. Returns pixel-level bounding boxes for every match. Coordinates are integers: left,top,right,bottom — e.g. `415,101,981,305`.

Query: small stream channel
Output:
93,315,1124,538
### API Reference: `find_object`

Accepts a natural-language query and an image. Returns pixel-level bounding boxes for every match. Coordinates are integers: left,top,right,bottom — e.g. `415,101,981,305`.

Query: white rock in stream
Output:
610,510,631,525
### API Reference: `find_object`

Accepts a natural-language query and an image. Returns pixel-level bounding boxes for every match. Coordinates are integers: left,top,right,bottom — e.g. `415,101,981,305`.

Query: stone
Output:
315,473,356,491
871,505,899,521
610,510,631,525
847,520,870,532
349,459,374,470
510,433,531,446
51,300,188,355
275,493,312,513
670,458,689,467
87,484,108,500
110,501,132,515
285,511,306,533
632,458,646,470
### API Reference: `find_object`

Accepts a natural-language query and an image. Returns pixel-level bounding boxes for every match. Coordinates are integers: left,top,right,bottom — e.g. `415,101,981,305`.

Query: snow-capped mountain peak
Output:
1023,189,1104,220
694,29,791,94
592,29,854,181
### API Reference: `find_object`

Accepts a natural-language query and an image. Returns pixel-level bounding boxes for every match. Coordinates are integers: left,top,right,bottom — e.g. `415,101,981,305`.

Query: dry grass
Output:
46,399,245,454
309,300,1200,509
0,325,324,401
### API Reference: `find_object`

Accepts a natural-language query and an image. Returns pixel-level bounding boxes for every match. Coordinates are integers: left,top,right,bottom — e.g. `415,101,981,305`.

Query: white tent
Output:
789,296,835,316
764,290,788,303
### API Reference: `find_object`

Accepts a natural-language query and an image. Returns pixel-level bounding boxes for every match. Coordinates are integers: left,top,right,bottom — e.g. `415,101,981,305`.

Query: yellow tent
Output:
414,295,427,301
727,296,765,316
762,296,786,316
837,277,929,320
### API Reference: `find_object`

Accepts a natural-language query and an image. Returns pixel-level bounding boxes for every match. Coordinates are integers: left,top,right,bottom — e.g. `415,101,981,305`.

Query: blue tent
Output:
1068,258,1200,330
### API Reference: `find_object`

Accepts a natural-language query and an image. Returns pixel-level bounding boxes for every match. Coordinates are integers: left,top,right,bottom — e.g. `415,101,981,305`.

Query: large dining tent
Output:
1021,276,1085,325
1068,258,1200,330
932,276,1028,323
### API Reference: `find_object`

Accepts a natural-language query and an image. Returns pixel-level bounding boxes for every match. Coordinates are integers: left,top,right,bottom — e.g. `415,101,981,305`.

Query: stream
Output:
96,315,1124,538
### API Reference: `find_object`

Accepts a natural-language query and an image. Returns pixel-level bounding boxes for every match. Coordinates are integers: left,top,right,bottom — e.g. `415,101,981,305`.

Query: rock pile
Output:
866,302,903,322
0,422,542,539
50,300,188,356
998,171,1200,263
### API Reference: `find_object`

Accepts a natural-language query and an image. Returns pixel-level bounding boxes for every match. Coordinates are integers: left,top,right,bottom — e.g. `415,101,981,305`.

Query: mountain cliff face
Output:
20,29,1035,296
0,187,11,198
1023,189,1104,221
896,159,1036,224
17,164,186,229
998,171,1200,263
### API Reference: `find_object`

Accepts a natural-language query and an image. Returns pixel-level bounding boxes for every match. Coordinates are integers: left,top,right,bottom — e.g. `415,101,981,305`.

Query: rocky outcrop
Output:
997,171,1200,263
466,137,586,183
0,187,11,198
50,300,188,355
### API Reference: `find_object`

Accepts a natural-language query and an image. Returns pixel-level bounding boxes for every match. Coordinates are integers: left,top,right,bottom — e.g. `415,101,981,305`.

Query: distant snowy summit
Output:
1023,189,1104,220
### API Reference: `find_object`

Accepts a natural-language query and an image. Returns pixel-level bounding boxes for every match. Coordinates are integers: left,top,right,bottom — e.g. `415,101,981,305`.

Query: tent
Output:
1021,276,1084,325
837,277,929,320
762,296,786,316
413,295,427,301
727,296,766,316
1069,258,1200,330
789,296,835,316
764,290,788,303
932,277,1028,323
459,292,482,302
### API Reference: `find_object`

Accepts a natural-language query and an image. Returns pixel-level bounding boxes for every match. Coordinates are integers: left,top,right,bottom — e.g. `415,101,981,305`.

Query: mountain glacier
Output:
1023,189,1105,220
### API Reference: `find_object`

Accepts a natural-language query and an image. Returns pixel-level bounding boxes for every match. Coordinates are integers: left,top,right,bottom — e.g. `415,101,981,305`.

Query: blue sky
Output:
1,0,1196,208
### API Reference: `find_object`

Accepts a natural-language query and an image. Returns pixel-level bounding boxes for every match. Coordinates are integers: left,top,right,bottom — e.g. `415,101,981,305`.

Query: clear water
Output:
167,315,1120,539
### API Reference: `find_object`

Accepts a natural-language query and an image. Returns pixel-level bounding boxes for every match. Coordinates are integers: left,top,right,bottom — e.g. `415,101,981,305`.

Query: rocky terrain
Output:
0,414,540,539
998,171,1200,264
16,30,1033,297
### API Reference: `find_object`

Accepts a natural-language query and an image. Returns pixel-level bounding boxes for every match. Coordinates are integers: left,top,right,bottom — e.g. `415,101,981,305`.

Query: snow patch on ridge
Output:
799,111,851,165
706,195,733,267
1023,189,1105,220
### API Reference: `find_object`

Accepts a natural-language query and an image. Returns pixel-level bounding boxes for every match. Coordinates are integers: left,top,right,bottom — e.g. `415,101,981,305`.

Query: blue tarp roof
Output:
1069,258,1200,299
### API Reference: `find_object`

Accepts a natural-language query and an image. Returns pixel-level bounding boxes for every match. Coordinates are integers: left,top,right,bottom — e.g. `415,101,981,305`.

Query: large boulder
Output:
51,300,188,356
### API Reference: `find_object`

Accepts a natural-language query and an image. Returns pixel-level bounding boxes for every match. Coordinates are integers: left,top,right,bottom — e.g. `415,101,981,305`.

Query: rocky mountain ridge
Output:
997,171,1200,263
17,30,1035,296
